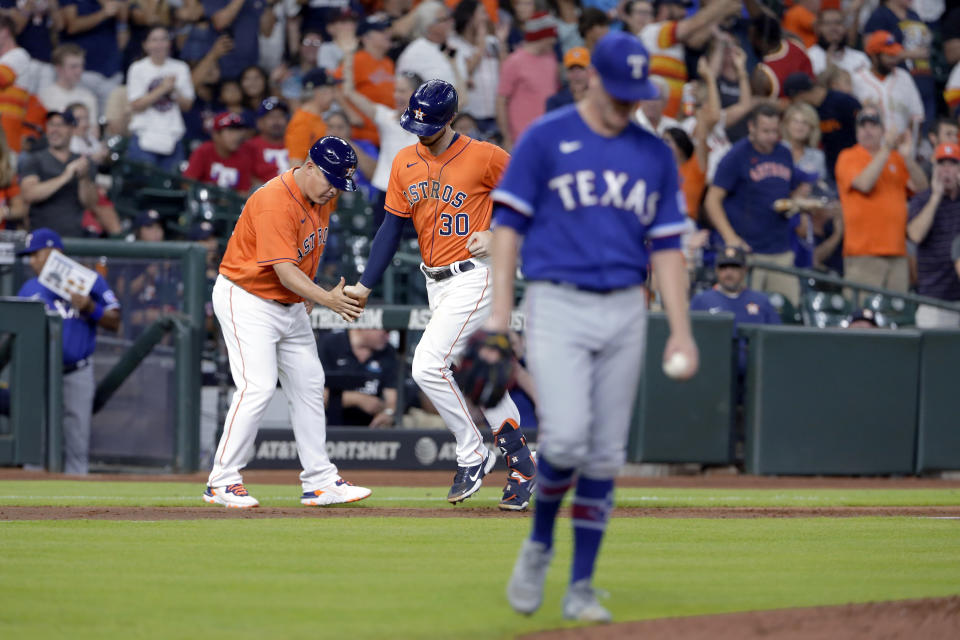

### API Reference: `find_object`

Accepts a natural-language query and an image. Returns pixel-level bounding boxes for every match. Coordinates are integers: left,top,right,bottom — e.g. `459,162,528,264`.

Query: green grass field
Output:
1,480,959,508
1,481,959,639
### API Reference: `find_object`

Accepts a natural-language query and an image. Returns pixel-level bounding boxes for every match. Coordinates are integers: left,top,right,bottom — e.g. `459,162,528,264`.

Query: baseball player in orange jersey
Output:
345,80,537,509
203,136,371,509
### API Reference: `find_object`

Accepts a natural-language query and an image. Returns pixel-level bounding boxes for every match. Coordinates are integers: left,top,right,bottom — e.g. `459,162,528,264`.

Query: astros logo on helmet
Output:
399,79,458,137
309,136,359,192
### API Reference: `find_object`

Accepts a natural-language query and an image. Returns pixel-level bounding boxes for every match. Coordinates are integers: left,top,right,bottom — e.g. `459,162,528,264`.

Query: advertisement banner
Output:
249,428,537,470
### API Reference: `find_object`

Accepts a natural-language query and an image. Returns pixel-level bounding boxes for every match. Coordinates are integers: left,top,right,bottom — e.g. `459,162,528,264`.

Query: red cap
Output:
934,142,960,162
213,112,245,131
524,12,558,42
864,30,903,56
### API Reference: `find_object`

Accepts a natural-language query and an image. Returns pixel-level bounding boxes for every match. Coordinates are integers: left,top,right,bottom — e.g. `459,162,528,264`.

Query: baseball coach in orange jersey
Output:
203,136,372,509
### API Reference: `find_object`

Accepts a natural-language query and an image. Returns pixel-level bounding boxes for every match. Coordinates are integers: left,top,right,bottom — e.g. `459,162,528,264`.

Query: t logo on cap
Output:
627,54,648,80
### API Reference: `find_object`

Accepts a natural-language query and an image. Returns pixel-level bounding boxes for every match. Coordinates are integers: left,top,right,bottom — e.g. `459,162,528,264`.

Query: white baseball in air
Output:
662,352,690,379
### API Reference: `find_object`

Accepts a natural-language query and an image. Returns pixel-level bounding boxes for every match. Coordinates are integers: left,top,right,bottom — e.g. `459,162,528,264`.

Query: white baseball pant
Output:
411,260,521,467
209,275,340,491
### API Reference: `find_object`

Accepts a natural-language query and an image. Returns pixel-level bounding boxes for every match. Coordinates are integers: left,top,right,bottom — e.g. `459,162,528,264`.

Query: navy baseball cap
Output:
256,96,289,119
848,308,879,327
309,136,358,192
133,209,162,229
17,228,64,255
302,68,341,91
45,110,77,127
358,15,391,36
716,246,746,267
188,220,216,240
784,72,814,98
592,32,658,102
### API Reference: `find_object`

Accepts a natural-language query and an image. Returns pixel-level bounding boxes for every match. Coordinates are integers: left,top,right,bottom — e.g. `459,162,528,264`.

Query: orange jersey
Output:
384,135,508,268
284,109,327,164
335,51,395,145
219,168,335,303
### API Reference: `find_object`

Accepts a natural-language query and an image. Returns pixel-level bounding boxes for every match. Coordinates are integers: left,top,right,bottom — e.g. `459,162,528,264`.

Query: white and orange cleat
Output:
301,478,372,506
203,483,260,508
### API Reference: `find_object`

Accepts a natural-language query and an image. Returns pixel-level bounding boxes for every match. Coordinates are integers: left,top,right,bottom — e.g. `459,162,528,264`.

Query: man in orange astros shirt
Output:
202,136,370,509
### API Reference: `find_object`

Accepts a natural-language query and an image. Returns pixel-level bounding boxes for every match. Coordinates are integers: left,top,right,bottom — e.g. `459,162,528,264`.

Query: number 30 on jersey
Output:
438,212,469,236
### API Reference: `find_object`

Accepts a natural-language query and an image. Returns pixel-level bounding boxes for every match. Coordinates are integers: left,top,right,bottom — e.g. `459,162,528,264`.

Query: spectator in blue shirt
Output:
16,228,121,473
907,142,960,328
690,245,780,462
704,103,802,305
203,0,267,80
691,245,781,372
59,0,126,114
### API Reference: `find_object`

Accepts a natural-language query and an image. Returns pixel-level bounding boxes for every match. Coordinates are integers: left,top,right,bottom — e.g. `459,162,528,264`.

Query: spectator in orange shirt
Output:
0,125,25,229
782,0,819,49
835,108,928,295
664,126,706,222
341,16,395,146
285,68,339,166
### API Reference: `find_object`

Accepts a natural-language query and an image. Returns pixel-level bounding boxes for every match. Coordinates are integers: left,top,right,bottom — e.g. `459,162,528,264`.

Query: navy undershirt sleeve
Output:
359,213,407,289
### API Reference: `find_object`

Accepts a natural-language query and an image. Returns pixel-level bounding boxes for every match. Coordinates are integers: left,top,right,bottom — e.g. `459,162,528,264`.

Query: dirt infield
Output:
521,596,960,640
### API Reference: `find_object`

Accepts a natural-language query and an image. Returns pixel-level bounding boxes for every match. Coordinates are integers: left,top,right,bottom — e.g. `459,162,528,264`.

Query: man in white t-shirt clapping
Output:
126,26,195,172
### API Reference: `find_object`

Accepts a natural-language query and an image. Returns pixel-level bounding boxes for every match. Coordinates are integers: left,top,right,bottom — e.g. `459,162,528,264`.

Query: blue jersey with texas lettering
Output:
492,105,688,291
712,137,800,255
18,274,120,366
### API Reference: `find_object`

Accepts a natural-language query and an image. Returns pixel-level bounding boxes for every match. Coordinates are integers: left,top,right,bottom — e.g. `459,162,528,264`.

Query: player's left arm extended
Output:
650,249,699,380
344,213,407,304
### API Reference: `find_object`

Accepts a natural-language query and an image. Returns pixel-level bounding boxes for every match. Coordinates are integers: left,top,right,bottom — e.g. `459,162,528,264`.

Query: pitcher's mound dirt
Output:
520,596,960,640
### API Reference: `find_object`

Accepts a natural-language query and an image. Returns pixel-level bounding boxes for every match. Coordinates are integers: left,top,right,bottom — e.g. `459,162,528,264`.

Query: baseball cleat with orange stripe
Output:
203,484,260,508
499,473,535,511
301,478,372,506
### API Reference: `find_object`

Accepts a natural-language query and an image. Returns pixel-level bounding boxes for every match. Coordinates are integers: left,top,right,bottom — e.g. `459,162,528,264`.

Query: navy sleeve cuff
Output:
493,205,530,234
650,235,683,252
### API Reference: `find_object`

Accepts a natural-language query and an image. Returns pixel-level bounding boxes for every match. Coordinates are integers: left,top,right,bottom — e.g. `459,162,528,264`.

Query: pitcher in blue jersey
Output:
485,32,700,623
17,229,121,473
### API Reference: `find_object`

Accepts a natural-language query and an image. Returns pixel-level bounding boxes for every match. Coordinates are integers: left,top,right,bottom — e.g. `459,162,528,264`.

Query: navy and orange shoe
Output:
499,473,534,511
202,483,259,508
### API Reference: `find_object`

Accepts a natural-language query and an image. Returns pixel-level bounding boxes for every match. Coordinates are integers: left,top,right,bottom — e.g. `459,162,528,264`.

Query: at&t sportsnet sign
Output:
249,428,514,470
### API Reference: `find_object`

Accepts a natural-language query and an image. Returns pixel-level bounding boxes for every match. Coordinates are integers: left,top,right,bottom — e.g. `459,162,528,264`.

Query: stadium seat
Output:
766,292,801,324
863,294,917,328
801,290,853,328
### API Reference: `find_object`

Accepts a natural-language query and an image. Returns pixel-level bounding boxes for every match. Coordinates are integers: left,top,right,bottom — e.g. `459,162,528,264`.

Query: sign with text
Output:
38,250,96,299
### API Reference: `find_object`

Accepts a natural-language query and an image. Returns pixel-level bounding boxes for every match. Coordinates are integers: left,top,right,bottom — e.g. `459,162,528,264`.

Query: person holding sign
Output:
17,228,121,474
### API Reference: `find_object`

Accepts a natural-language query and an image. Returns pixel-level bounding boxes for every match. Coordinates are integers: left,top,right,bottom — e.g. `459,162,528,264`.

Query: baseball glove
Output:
454,330,516,408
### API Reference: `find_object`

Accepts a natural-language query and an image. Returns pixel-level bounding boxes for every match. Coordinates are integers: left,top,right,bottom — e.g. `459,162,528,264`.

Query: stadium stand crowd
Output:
2,0,960,332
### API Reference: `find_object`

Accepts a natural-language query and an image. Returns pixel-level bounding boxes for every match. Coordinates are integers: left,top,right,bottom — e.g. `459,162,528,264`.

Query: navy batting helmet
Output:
308,136,358,192
399,79,458,137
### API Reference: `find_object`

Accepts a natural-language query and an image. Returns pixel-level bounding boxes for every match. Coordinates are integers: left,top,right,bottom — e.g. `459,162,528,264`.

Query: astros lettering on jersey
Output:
384,134,509,267
219,168,335,303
